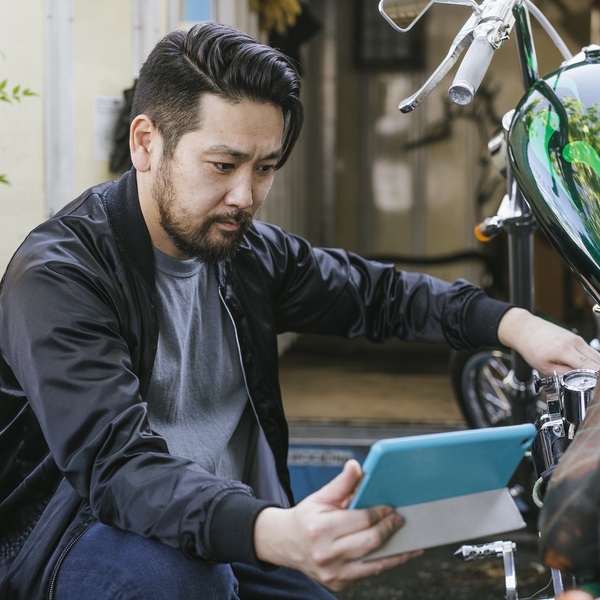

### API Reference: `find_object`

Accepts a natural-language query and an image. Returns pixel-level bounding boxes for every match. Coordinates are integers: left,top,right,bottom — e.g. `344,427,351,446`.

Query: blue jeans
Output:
54,521,337,599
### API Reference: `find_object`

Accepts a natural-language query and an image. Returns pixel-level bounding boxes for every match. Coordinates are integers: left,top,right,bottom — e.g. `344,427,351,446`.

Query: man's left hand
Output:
497,307,600,376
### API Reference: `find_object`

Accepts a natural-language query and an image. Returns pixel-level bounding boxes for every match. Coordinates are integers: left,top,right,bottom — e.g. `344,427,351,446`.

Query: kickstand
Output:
455,540,518,599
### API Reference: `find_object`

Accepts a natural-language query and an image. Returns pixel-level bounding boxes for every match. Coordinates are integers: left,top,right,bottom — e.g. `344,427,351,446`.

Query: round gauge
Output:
561,369,599,392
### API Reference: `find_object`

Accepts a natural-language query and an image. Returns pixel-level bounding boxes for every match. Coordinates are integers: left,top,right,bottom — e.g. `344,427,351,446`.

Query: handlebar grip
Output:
448,34,496,105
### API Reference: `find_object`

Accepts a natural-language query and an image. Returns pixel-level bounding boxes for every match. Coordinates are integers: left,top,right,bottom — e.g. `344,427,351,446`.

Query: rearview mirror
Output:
378,0,481,32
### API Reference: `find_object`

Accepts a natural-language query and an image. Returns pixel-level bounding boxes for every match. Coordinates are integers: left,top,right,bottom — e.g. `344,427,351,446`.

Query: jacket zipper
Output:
47,520,94,600
218,286,254,404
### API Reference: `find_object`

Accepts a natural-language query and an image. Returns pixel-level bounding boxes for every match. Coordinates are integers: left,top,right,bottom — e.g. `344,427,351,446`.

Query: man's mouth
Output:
218,220,241,232
212,211,252,234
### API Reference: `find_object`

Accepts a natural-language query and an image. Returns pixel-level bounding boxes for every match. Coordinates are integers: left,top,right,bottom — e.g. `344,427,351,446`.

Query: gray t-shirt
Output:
146,248,253,482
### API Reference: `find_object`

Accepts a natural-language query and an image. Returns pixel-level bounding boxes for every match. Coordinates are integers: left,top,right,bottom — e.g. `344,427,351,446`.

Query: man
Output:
0,22,598,599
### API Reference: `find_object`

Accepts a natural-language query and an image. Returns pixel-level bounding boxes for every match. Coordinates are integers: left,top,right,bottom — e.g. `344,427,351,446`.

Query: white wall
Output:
0,1,148,272
72,0,137,195
0,0,45,270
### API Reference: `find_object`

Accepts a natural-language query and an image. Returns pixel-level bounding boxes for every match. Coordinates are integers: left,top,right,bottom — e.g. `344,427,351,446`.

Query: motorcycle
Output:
380,0,600,430
378,0,600,596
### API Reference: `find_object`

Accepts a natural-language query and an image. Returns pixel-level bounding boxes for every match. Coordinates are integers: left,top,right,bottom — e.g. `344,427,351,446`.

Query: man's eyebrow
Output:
205,144,282,161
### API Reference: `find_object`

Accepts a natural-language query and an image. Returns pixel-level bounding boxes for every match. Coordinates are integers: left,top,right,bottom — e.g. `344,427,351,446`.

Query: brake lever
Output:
399,11,479,113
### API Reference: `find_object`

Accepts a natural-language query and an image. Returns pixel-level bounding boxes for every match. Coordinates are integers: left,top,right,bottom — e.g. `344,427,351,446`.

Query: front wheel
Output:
450,348,514,428
450,348,545,428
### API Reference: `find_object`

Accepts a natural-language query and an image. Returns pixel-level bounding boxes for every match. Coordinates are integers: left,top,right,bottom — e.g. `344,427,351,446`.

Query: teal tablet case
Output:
347,424,536,557
350,423,536,510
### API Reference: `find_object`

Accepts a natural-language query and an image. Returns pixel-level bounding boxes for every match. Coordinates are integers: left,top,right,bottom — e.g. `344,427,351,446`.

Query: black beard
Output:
160,209,253,263
152,160,253,263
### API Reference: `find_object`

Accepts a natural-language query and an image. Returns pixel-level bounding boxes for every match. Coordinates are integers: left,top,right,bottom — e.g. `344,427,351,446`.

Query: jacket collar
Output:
103,168,156,289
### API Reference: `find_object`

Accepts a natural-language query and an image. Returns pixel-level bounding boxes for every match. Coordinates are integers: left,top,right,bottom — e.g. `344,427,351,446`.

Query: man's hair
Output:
131,22,303,168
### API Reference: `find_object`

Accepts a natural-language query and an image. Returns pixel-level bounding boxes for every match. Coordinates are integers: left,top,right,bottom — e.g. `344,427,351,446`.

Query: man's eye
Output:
215,163,234,172
258,165,276,174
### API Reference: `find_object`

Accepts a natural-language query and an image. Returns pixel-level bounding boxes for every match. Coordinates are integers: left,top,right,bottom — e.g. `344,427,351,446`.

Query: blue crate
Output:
288,443,370,501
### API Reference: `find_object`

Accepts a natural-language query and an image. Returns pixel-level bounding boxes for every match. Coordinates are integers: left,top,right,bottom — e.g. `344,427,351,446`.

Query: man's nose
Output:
225,174,253,209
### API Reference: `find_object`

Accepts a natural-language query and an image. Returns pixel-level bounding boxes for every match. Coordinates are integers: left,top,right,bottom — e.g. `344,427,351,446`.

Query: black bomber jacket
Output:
0,169,511,598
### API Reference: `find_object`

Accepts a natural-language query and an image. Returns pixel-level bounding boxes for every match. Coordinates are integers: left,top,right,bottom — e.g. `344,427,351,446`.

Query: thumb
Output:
315,459,364,507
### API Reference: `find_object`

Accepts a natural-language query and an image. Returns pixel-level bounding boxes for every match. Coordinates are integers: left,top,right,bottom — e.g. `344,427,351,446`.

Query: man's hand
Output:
497,307,600,376
254,459,421,592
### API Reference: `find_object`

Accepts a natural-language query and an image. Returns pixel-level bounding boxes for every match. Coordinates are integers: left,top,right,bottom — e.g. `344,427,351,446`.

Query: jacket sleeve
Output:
0,229,273,566
246,222,512,350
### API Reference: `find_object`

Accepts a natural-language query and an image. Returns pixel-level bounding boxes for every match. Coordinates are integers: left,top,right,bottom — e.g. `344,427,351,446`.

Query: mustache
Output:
207,210,253,229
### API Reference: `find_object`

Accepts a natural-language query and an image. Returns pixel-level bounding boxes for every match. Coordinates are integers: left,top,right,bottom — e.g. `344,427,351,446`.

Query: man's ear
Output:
130,115,159,172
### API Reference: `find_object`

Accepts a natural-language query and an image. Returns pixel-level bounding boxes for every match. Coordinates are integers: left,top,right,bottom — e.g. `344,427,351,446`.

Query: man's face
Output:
149,94,284,261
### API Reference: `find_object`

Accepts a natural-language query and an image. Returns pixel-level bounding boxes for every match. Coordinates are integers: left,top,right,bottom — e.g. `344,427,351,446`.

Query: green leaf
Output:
0,67,39,186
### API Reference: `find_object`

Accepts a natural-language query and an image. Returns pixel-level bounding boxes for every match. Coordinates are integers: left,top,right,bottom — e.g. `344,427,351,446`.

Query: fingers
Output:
267,461,423,591
297,505,403,565
312,459,364,508
524,333,599,375
297,503,417,591
574,342,600,370
316,507,419,590
497,308,600,375
557,334,600,368
329,507,404,561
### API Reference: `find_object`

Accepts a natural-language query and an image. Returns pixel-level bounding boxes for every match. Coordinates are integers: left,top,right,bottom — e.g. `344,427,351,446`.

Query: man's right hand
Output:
253,459,422,592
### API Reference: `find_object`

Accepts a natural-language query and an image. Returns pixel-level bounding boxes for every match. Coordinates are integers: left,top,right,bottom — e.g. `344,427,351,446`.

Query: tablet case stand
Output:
349,423,537,559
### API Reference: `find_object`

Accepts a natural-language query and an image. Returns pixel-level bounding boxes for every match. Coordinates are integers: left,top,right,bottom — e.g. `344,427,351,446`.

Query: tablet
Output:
349,423,536,558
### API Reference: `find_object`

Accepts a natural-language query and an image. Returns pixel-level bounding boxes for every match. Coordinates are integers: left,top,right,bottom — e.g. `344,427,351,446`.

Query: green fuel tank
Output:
508,45,600,303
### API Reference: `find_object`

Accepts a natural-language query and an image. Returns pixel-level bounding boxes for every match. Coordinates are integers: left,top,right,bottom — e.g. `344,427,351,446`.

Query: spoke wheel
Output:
450,348,544,428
